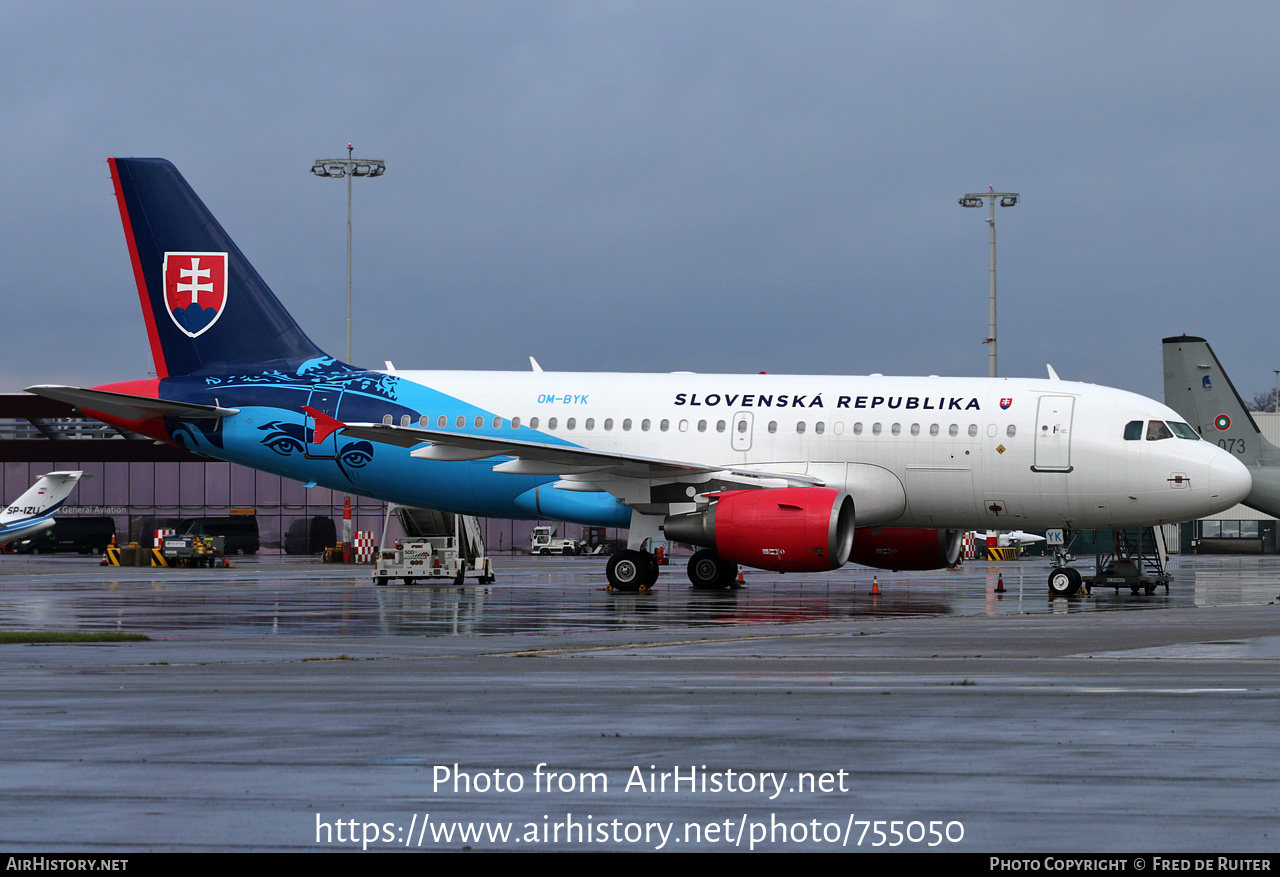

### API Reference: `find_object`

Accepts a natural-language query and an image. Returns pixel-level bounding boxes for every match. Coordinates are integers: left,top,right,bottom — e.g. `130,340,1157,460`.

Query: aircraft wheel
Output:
642,552,660,586
688,549,732,589
1047,567,1081,597
607,550,646,592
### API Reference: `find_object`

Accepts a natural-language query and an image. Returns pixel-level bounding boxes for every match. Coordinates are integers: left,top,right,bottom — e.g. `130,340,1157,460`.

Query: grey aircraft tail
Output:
1162,335,1280,516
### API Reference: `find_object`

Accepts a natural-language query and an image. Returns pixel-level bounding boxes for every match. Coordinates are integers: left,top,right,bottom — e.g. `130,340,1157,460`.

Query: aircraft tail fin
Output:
0,471,84,539
108,158,329,379
1162,335,1280,466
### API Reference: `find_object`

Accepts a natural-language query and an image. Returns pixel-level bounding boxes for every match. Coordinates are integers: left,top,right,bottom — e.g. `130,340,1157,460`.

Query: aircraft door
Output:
732,412,753,451
1033,395,1074,472
304,387,344,460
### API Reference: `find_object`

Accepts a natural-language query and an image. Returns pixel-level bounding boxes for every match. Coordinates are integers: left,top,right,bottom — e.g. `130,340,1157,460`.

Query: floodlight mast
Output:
310,144,386,364
958,188,1018,378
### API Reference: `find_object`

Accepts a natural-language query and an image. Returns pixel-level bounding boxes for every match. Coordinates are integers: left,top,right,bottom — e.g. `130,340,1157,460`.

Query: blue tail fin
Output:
109,158,328,378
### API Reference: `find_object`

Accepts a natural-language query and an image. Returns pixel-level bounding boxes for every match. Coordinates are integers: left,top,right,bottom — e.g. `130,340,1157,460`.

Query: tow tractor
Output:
160,534,225,568
531,524,585,556
373,504,495,585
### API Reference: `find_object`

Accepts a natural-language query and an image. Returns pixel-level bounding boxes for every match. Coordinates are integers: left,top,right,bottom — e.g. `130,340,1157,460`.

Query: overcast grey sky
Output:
5,1,1279,402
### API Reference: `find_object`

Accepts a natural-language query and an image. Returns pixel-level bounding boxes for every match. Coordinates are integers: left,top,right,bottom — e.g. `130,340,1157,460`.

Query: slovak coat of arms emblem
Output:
163,252,228,338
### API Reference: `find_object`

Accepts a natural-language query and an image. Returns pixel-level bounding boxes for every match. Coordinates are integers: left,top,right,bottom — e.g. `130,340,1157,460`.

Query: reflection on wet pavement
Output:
1,554,1277,638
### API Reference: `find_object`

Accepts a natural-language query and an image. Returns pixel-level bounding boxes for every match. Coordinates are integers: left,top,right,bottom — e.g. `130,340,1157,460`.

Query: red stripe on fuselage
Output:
108,158,168,379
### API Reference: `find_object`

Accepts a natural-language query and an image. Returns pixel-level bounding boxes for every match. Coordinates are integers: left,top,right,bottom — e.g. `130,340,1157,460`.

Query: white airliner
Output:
25,159,1252,595
0,472,84,547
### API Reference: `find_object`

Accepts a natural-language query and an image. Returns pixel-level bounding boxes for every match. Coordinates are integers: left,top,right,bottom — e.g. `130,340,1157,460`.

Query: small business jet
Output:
0,472,84,547
1163,335,1280,518
26,159,1251,593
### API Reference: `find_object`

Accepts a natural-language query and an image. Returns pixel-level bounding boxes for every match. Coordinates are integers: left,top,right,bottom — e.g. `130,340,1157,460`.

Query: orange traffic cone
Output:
871,576,880,595
995,574,1005,593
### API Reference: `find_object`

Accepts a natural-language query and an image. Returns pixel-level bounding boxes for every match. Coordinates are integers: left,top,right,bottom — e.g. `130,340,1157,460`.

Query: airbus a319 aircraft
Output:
27,159,1252,593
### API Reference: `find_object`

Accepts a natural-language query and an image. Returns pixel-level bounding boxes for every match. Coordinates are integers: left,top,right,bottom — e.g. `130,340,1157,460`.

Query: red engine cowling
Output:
663,487,855,573
848,527,963,571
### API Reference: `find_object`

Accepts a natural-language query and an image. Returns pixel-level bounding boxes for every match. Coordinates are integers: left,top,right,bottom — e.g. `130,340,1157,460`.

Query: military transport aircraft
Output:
25,159,1252,592
1163,334,1280,518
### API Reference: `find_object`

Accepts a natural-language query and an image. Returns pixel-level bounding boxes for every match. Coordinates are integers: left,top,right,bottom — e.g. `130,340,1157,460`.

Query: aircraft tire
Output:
607,550,647,592
1047,567,1081,597
688,549,730,589
642,552,660,586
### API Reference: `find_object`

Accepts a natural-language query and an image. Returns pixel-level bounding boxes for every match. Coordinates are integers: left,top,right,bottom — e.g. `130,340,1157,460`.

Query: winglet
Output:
302,406,345,444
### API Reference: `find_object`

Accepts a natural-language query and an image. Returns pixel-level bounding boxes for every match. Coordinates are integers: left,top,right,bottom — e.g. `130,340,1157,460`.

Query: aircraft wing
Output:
25,385,239,420
335,420,818,486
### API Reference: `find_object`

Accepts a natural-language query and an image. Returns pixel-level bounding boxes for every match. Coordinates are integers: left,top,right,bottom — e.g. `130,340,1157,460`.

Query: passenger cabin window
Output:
872,423,882,436
716,420,726,433
929,424,939,436
604,418,613,430
949,424,959,437
382,414,393,425
438,415,447,429
641,419,651,431
529,417,539,430
456,415,466,429
547,417,557,430
585,418,594,430
474,416,484,429
1147,420,1174,441
815,422,825,435
566,418,576,430
1006,424,1016,437
622,419,632,431
968,424,978,437
909,423,920,436
419,415,428,427
511,417,521,429
853,422,863,435
767,421,778,434
660,419,670,432
796,421,806,434
1124,421,1143,441
891,423,901,436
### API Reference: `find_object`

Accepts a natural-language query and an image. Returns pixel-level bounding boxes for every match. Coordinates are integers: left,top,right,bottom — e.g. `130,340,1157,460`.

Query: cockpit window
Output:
1168,421,1201,440
1147,420,1174,441
1124,421,1143,441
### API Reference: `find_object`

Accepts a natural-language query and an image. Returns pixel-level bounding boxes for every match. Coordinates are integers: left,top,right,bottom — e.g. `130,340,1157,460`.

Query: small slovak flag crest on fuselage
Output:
999,397,1013,410
163,252,228,338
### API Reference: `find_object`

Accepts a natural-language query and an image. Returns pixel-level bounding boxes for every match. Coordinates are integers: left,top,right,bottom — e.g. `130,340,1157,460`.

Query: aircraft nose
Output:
1208,451,1252,510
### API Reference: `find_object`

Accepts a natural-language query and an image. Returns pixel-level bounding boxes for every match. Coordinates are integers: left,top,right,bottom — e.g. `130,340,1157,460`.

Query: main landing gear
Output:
605,549,660,592
686,549,740,590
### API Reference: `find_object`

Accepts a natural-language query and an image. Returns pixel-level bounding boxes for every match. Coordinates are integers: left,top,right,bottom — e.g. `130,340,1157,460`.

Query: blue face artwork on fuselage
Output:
152,361,574,516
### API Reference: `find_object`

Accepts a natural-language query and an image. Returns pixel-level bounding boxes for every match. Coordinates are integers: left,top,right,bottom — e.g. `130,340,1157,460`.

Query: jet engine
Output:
848,527,963,571
662,487,855,573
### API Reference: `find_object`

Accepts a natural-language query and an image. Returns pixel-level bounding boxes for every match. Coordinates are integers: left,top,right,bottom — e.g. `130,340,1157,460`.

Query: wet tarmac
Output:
1,553,1278,852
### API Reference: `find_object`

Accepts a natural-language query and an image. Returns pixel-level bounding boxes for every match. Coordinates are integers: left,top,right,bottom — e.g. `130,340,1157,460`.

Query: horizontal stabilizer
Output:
25,385,239,421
